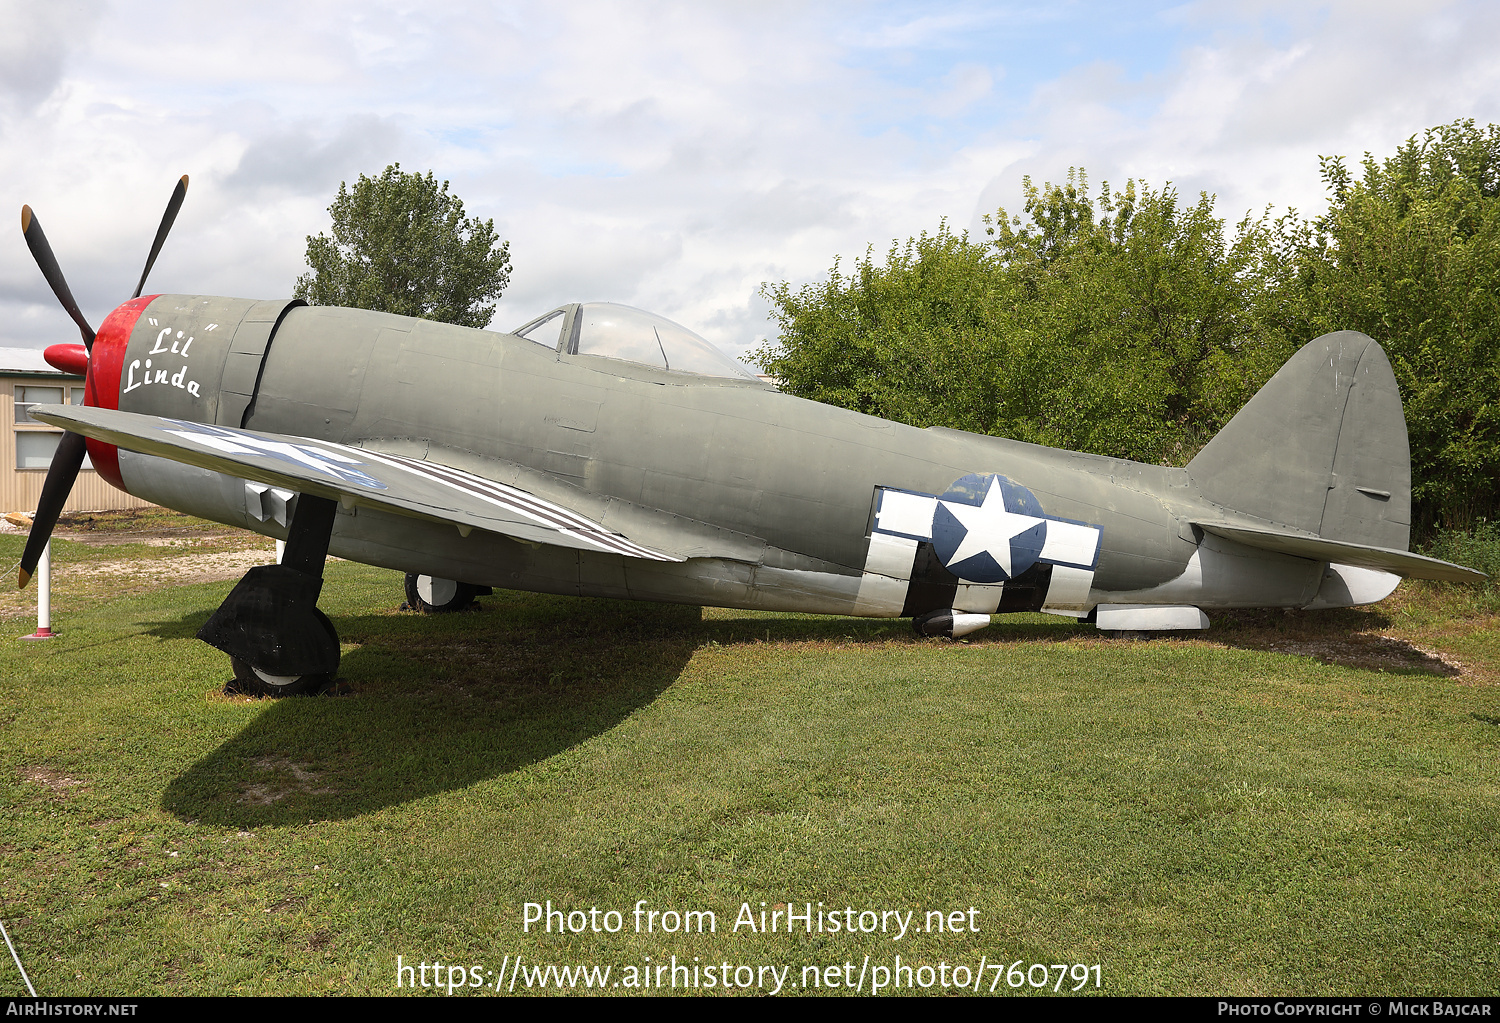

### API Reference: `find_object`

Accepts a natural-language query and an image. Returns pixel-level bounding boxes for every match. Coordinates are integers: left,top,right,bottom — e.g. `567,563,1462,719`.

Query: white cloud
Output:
978,0,1500,232
2,0,1498,362
0,0,105,111
222,117,404,197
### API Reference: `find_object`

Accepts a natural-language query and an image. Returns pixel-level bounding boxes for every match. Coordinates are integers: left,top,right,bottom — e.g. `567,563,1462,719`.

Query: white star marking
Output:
163,426,385,489
939,476,1045,577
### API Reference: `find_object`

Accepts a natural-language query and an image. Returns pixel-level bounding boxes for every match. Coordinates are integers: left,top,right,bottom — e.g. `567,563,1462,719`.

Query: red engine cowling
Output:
82,296,156,490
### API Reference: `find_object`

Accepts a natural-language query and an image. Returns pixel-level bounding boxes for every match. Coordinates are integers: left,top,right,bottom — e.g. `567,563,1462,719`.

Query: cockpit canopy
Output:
510,302,755,380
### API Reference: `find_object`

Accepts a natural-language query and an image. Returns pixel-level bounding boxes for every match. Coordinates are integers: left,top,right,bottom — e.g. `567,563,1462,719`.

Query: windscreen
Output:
574,303,754,379
514,309,567,348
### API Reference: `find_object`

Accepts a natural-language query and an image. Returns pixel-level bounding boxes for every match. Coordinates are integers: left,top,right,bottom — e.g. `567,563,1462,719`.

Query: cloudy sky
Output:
2,0,1496,360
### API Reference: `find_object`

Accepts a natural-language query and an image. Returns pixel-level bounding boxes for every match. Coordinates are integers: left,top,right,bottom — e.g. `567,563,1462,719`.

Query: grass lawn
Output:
0,520,1497,996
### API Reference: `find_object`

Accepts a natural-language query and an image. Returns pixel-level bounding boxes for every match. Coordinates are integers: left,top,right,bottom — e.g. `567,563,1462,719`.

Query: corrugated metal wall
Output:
2,376,157,515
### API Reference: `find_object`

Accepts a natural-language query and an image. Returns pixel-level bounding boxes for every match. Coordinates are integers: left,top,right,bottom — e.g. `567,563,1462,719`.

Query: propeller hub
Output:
44,343,89,375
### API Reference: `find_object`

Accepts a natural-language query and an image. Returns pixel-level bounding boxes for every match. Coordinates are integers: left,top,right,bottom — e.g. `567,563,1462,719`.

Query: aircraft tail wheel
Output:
912,608,992,639
404,573,479,613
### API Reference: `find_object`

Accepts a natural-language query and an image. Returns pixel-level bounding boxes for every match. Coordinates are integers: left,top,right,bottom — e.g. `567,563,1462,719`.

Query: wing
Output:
32,405,683,563
1194,521,1485,583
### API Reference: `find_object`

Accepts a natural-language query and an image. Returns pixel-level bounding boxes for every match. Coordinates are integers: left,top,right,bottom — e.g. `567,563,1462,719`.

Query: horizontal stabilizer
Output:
1193,522,1485,583
30,405,685,563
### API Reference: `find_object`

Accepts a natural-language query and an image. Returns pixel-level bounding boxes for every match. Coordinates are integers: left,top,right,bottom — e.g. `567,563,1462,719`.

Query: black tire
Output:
223,605,340,697
228,658,330,697
403,573,479,613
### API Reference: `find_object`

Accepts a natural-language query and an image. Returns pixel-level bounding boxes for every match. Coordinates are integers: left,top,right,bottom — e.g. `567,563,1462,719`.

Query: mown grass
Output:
0,527,1496,997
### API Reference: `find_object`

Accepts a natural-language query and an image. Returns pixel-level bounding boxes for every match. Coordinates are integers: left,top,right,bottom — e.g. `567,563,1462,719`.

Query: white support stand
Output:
275,539,286,565
22,540,55,641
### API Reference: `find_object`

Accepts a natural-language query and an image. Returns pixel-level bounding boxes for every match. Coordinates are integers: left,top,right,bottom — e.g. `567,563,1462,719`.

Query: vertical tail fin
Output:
1187,331,1411,550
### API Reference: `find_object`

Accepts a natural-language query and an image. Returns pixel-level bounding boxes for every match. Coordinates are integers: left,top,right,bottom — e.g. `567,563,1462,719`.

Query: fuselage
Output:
63,294,1327,619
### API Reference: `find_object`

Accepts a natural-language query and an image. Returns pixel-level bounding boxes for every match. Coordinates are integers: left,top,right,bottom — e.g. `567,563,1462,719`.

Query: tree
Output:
294,163,511,329
1272,120,1500,531
758,170,1287,466
757,222,1010,434
984,171,1288,463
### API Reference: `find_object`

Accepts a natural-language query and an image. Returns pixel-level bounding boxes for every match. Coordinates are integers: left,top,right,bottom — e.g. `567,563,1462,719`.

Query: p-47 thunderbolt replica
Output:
15,179,1484,693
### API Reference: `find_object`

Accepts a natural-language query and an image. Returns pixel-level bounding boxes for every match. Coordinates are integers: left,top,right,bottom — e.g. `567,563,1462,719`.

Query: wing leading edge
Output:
31,405,684,563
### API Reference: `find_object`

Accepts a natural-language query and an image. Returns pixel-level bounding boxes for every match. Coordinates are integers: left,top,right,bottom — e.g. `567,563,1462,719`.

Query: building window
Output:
15,431,61,468
14,385,64,424
13,384,90,470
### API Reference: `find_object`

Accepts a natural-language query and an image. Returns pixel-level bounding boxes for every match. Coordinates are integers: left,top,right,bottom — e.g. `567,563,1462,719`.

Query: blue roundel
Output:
930,473,1048,583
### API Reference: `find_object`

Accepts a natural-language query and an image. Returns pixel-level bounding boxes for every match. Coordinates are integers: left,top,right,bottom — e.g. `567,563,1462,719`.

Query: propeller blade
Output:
132,174,189,299
20,206,96,350
18,432,87,589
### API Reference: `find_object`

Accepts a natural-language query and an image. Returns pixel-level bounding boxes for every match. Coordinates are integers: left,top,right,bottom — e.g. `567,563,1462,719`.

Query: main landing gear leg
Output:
197,494,341,696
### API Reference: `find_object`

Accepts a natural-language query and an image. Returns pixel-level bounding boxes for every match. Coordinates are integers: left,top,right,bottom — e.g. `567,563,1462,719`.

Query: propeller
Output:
17,433,87,589
20,206,96,350
133,175,188,300
16,177,190,589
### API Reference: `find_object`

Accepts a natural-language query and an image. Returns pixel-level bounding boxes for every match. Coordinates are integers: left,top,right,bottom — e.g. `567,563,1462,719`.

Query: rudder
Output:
1187,331,1411,550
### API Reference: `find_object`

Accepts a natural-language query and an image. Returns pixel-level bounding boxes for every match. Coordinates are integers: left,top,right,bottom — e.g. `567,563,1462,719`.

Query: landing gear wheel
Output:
404,573,478,613
227,658,331,697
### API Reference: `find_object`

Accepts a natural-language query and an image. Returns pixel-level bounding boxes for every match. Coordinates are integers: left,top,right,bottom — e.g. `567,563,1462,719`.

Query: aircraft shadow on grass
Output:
157,591,1462,828
156,594,1032,828
704,602,1462,677
159,595,704,827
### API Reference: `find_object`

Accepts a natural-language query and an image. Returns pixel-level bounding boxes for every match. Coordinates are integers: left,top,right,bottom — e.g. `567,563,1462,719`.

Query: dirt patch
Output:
42,530,234,548
66,549,275,586
239,758,335,805
57,508,239,535
103,537,208,549
1228,633,1467,676
22,767,87,795
2,508,242,543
